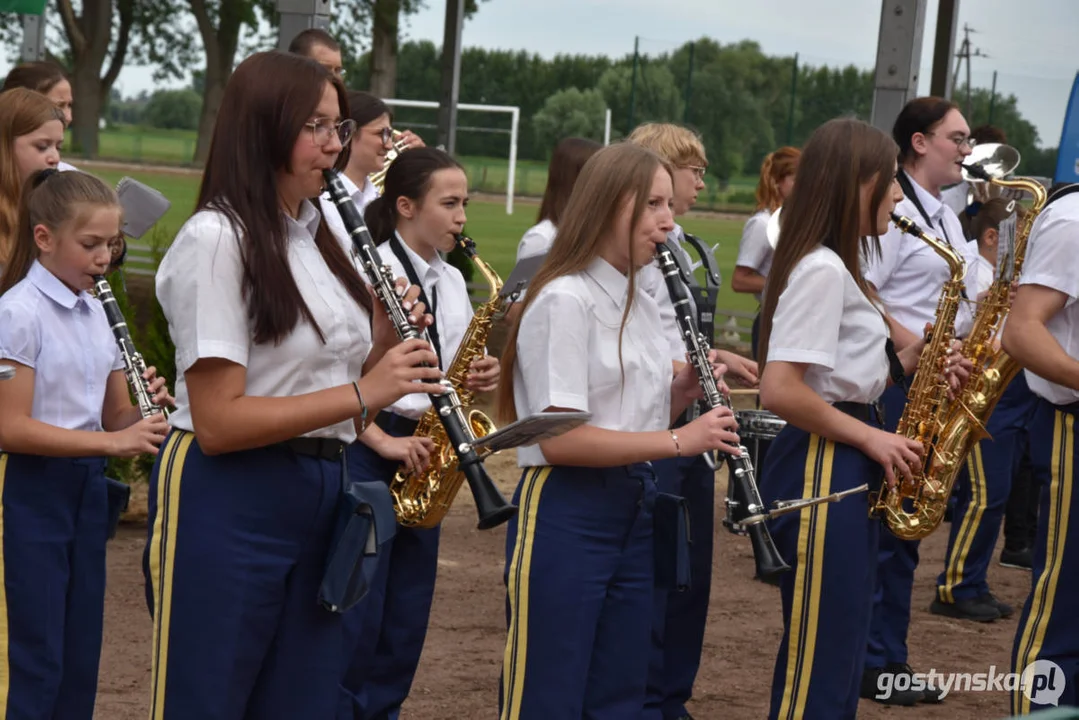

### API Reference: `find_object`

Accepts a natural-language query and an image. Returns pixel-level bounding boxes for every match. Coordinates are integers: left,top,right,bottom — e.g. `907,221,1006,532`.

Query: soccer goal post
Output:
382,99,519,215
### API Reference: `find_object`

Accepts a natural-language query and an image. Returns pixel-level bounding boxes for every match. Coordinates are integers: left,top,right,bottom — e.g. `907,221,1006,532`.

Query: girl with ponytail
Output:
340,146,501,719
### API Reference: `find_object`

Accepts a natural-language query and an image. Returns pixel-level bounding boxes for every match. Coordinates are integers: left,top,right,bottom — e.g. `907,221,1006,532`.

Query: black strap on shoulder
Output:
896,170,967,300
1046,182,1079,209
388,235,441,363
885,337,910,395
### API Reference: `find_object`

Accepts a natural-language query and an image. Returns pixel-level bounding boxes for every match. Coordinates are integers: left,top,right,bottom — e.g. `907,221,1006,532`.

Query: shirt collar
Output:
28,259,88,310
904,170,945,221
585,256,630,310
395,231,446,284
285,199,322,242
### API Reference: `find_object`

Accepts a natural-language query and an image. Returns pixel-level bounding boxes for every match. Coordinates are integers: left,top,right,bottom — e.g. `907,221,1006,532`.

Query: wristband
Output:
352,381,368,433
669,429,682,458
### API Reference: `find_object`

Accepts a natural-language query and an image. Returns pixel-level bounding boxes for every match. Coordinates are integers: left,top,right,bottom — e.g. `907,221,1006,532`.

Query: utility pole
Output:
952,23,988,119
436,0,465,153
628,36,639,131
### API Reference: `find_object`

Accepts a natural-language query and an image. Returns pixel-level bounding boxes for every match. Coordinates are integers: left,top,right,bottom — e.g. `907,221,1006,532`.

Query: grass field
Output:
85,164,761,327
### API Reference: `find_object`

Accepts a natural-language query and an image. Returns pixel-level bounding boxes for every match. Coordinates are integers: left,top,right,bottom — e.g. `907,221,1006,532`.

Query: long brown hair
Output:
757,118,898,364
0,169,118,295
497,142,670,422
0,88,65,264
536,137,602,225
1,61,68,96
755,146,801,212
196,50,371,346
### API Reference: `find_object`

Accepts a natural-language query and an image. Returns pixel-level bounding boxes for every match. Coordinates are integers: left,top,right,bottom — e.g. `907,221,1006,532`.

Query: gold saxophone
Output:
871,213,967,538
370,130,411,194
389,234,504,527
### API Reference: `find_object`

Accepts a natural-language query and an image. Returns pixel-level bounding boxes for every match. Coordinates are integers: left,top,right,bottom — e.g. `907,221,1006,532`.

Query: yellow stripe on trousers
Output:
148,431,194,720
500,466,551,720
0,454,10,718
940,444,989,604
777,435,834,720
1013,410,1072,715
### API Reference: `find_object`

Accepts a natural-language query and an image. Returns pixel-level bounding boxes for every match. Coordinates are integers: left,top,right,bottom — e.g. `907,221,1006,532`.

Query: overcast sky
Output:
5,0,1077,147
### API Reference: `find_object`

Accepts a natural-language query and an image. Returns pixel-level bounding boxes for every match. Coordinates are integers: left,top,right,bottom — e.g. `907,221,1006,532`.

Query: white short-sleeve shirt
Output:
156,201,374,444
864,171,979,338
735,209,774,302
0,260,123,437
638,224,698,363
513,256,673,467
378,234,475,420
320,172,380,259
1018,192,1079,405
768,246,889,404
516,219,557,262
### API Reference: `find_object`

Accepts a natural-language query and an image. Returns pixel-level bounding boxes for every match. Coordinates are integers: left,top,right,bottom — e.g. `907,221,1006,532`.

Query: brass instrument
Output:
389,234,507,528
871,214,966,538
369,130,411,194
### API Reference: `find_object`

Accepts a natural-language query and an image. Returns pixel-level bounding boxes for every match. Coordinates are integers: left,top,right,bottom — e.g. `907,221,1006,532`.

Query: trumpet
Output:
369,130,412,194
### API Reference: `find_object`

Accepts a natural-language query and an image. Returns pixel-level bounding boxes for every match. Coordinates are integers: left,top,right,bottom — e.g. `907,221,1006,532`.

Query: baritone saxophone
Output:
389,234,505,528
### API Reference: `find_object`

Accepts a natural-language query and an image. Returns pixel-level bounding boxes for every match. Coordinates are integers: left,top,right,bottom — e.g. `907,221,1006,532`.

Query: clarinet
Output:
93,274,166,419
322,169,517,530
654,242,790,581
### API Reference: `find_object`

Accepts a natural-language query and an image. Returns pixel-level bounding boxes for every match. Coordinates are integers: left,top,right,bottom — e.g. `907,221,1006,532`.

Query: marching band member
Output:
288,27,347,79
338,147,498,719
862,97,984,704
496,141,741,719
732,146,800,358
142,50,443,719
515,136,602,262
626,121,753,720
1001,180,1079,713
0,88,65,263
0,169,171,718
1,62,77,172
757,117,935,720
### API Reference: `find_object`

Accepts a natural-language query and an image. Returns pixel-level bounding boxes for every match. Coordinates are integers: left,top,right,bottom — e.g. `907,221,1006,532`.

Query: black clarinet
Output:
93,274,166,419
322,169,517,530
654,242,790,581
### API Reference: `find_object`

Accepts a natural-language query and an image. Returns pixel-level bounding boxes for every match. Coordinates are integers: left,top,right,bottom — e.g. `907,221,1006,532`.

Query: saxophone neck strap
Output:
897,170,969,302
388,235,442,363
885,337,910,395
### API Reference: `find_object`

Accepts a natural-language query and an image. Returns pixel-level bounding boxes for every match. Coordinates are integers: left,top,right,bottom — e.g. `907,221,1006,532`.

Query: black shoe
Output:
1000,546,1033,570
860,666,924,706
982,593,1015,618
887,663,946,704
929,595,1001,622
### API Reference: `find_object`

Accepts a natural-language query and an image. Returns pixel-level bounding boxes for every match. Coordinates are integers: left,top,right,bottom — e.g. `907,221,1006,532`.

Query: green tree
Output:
532,88,608,153
143,88,202,130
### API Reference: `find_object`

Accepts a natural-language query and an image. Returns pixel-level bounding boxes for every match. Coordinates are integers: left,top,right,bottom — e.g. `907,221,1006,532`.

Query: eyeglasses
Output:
376,127,393,145
680,165,707,180
927,131,977,150
306,118,356,147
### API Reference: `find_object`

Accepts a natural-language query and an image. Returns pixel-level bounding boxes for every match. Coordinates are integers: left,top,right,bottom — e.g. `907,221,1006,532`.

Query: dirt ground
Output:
97,436,1033,720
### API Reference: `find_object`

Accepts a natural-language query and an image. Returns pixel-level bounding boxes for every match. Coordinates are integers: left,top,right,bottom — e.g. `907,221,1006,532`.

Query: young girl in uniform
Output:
0,88,65,262
0,169,171,719
143,50,444,720
496,141,742,720
757,117,937,720
732,146,800,358
1,61,74,133
337,146,500,719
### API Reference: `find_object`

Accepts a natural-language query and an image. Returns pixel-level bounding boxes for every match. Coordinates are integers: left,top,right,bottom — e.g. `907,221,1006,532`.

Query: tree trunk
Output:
70,63,103,156
369,0,400,99
188,0,244,166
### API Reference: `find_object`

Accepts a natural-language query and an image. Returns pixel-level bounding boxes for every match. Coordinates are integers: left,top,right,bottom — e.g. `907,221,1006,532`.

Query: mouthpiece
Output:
961,161,992,182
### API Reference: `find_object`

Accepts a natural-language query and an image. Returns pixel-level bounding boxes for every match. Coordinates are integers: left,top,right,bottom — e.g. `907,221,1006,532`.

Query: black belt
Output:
281,437,346,460
834,401,885,427
375,411,420,436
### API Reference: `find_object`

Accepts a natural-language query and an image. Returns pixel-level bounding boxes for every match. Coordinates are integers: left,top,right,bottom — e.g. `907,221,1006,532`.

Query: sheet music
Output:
117,177,172,239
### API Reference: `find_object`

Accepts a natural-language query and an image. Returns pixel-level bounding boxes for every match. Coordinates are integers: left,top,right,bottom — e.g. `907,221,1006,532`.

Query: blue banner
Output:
1055,71,1079,184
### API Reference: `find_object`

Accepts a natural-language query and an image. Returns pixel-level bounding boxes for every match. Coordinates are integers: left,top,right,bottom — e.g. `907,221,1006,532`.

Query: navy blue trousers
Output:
500,463,657,720
0,453,108,720
143,429,344,720
338,412,439,720
645,453,714,720
937,373,1038,602
866,383,919,669
763,422,882,720
1011,399,1079,713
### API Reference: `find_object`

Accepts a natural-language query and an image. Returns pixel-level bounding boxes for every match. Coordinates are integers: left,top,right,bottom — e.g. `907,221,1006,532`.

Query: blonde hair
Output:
497,142,672,422
627,122,707,167
755,146,801,212
0,88,65,263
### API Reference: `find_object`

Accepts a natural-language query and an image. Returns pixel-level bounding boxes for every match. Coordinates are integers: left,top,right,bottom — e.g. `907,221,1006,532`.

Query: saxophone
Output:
389,234,505,528
887,174,1048,540
871,214,966,538
370,130,411,194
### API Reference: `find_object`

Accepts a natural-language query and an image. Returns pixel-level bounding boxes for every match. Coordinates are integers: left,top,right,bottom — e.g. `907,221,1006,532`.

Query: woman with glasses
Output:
142,50,444,719
860,96,987,707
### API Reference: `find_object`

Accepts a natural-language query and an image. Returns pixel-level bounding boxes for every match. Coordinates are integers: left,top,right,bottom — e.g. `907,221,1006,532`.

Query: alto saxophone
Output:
891,173,1048,540
871,214,965,538
390,234,504,528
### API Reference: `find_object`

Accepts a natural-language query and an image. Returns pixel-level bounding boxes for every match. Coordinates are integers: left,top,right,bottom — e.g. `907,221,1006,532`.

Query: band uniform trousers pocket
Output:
105,477,131,540
319,479,397,614
654,491,692,592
